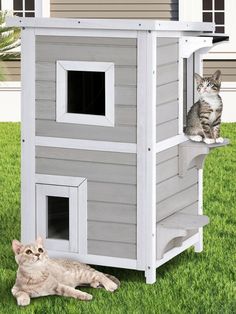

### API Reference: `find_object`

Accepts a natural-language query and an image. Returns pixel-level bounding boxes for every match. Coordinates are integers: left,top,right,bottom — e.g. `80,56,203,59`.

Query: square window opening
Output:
47,196,69,240
67,71,105,116
56,60,114,127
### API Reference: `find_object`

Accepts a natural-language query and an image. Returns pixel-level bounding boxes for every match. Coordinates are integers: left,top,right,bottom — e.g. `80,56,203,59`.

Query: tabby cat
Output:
12,237,120,306
185,70,224,144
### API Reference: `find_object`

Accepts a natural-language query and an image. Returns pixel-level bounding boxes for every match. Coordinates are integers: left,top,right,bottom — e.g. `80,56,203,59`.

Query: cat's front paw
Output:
188,135,203,142
17,295,30,307
204,138,215,144
215,137,224,144
103,280,118,292
77,291,93,301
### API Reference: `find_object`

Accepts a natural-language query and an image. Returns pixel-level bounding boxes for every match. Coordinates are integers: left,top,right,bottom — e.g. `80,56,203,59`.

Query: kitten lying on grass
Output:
185,70,224,144
12,237,120,306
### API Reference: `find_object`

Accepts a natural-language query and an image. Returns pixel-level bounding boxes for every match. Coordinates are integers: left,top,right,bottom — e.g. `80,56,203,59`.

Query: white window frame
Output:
56,60,115,127
1,0,50,17
36,175,87,254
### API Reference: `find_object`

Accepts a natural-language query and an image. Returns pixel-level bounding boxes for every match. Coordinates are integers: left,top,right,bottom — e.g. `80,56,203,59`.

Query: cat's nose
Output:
35,253,40,257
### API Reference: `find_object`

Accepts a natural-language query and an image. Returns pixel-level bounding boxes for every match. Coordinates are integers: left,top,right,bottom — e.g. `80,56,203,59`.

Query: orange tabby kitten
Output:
12,237,120,306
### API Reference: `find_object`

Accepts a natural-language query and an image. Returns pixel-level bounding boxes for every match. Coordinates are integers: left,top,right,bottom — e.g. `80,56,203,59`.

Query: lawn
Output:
0,122,235,314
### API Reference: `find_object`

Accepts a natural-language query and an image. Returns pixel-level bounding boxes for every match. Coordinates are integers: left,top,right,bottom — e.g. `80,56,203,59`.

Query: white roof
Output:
7,17,215,32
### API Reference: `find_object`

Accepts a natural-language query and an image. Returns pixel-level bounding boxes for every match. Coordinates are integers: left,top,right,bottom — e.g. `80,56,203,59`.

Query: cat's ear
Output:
212,70,221,83
194,73,203,85
12,240,23,255
36,236,44,246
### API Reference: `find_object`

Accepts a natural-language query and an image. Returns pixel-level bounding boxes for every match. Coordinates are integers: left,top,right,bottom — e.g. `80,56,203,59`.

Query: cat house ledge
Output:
156,212,209,260
179,138,230,177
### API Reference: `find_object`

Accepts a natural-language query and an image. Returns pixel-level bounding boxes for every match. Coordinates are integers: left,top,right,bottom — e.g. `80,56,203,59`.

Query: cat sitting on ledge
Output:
11,237,120,306
185,70,224,144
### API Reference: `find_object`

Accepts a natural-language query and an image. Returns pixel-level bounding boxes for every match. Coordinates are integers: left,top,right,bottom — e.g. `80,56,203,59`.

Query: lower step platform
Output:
156,212,209,259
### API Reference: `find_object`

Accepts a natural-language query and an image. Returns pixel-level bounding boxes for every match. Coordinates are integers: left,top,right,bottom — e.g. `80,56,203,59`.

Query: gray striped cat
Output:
12,237,119,306
185,70,224,144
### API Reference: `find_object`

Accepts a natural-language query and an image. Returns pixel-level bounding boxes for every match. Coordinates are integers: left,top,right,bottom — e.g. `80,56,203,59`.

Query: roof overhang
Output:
6,17,215,32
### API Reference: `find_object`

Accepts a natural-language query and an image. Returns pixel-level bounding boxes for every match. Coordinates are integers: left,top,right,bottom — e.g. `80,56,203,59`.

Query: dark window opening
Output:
13,0,23,10
202,0,225,33
13,0,35,17
14,12,23,17
203,12,213,22
215,26,225,33
25,0,34,10
215,0,224,10
47,196,69,240
215,12,224,24
67,71,105,116
203,0,212,10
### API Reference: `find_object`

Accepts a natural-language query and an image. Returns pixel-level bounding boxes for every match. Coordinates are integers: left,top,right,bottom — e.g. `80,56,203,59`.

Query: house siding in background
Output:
2,61,21,81
50,0,178,20
204,60,236,82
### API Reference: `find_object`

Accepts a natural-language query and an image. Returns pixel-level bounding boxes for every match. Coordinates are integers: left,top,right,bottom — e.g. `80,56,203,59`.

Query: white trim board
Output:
20,27,36,243
56,60,114,127
6,16,214,32
35,136,137,154
35,174,86,187
47,251,139,270
36,176,87,255
156,134,188,153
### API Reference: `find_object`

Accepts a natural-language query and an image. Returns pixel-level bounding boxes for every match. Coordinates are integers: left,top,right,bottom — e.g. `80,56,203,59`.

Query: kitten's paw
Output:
189,135,203,142
103,280,118,292
215,137,224,144
77,292,93,301
17,295,30,307
204,138,215,144
90,281,100,288
105,274,121,288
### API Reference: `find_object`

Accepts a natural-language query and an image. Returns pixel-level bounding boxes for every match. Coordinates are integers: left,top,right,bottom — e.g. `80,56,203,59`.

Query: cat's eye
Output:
25,249,32,255
38,248,44,253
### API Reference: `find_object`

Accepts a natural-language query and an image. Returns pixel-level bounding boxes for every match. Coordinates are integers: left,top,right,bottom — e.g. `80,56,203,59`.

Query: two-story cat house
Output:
7,17,228,283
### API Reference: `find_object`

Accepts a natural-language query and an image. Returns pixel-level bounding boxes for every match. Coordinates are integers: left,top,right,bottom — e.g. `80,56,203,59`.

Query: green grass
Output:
0,122,235,314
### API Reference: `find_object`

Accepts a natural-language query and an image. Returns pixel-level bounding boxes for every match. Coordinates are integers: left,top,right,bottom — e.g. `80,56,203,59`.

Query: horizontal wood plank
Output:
36,120,137,142
36,158,137,184
88,240,136,259
156,184,198,221
36,146,137,165
88,221,136,243
88,201,136,224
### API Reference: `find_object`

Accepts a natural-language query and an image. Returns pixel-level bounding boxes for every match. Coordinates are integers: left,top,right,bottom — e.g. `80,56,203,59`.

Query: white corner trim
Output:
179,37,213,58
56,60,115,127
20,28,36,244
35,0,50,17
35,136,137,154
35,174,86,187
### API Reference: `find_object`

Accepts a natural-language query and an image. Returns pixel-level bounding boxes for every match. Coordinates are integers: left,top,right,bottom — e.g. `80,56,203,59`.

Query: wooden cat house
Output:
7,17,229,283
